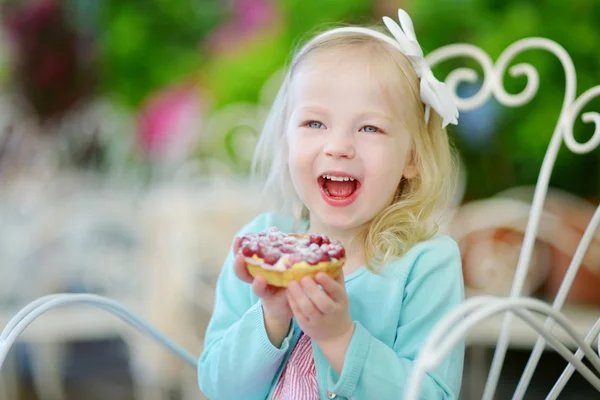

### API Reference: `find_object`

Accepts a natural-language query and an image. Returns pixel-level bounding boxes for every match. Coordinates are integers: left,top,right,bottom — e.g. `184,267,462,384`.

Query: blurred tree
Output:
1,0,96,122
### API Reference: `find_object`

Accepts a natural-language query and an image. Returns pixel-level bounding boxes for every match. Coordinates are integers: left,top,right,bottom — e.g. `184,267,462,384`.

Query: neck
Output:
307,216,367,274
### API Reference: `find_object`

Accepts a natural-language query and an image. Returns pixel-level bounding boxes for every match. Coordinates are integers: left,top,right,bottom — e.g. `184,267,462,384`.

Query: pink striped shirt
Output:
272,333,319,399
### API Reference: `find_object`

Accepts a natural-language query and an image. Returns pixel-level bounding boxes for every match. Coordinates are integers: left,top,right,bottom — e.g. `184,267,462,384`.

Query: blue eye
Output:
361,125,382,134
306,121,325,129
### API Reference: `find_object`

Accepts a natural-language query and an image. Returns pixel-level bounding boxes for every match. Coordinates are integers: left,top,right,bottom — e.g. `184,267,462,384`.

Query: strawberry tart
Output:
238,228,346,287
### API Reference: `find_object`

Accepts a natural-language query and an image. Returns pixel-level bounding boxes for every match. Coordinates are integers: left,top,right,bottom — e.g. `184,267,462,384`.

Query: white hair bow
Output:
383,9,459,128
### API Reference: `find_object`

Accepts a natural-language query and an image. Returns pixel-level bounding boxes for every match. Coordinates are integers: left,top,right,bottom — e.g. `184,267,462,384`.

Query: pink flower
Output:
137,84,204,163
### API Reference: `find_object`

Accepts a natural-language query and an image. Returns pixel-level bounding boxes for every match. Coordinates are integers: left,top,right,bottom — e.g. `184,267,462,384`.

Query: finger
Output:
315,272,346,302
300,277,335,314
286,290,309,324
334,269,345,284
232,237,242,254
233,254,253,283
252,276,268,297
288,281,321,319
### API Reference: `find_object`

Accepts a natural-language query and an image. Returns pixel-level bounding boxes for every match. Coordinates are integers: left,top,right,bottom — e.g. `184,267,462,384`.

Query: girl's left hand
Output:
286,271,354,344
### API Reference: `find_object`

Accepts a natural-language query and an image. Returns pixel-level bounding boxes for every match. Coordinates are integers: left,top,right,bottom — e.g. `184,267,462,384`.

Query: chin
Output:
311,205,371,233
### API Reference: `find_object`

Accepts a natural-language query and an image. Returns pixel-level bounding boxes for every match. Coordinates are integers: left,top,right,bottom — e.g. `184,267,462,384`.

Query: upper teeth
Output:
322,175,354,181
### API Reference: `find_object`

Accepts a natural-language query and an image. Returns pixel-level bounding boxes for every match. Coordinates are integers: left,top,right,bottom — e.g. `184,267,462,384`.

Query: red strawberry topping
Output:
238,228,345,269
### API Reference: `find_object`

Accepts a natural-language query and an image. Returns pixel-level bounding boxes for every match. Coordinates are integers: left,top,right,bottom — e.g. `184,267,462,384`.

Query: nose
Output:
323,131,355,159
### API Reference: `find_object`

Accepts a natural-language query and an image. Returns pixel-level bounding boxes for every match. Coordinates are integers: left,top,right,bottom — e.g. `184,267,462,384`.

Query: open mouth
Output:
318,174,361,200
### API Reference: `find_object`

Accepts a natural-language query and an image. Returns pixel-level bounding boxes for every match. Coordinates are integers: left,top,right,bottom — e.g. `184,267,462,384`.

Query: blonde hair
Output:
251,26,458,269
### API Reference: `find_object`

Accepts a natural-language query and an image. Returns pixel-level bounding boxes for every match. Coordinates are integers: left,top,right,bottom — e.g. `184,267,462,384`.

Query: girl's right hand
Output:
232,237,293,323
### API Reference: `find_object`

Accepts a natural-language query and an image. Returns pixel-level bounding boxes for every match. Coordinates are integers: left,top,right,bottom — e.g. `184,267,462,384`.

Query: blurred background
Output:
0,0,599,399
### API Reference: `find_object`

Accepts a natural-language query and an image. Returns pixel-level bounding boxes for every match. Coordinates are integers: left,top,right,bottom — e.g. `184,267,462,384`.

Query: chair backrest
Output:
405,38,600,399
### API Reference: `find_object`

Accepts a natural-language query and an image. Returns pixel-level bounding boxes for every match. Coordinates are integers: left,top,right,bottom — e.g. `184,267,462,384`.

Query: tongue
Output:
324,180,356,198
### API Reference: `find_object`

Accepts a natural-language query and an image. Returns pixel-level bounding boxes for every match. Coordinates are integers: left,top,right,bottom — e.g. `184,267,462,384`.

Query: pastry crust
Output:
245,255,345,287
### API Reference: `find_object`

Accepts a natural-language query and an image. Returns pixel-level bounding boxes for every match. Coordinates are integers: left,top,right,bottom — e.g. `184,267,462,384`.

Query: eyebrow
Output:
295,105,327,114
295,106,394,122
357,111,394,122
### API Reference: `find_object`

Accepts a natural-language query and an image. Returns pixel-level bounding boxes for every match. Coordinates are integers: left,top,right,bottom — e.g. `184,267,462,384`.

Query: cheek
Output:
287,133,305,170
368,148,406,195
288,147,314,180
286,133,317,193
376,165,403,195
287,130,319,168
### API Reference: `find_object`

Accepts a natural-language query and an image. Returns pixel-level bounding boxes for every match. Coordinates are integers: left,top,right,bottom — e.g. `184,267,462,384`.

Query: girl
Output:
198,9,464,400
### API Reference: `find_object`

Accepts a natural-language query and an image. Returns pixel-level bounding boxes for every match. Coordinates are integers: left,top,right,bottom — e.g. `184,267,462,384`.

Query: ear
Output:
402,149,418,179
403,163,418,179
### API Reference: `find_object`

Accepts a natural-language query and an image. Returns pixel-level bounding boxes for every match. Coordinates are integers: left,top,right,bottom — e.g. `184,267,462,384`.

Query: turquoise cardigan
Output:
198,212,465,399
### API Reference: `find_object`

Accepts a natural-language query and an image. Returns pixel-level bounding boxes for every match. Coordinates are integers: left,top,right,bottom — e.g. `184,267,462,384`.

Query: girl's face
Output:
286,49,417,235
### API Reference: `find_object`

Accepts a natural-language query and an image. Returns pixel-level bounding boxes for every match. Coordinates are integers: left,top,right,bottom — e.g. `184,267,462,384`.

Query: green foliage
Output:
200,32,291,110
278,0,372,38
200,0,373,110
96,0,225,108
409,0,600,199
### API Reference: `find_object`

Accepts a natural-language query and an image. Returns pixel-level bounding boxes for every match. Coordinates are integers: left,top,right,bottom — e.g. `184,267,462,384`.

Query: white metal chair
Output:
1,36,599,400
407,37,600,399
